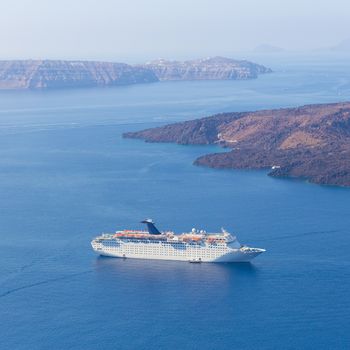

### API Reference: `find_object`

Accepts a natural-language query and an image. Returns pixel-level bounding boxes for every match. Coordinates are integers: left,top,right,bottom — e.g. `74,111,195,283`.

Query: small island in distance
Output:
0,57,271,90
124,102,350,187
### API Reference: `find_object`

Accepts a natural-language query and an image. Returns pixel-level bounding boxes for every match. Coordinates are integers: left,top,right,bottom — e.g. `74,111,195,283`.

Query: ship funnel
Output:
141,219,161,235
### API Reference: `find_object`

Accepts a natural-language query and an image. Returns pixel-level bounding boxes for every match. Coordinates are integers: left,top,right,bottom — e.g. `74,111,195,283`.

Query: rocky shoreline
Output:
124,102,350,187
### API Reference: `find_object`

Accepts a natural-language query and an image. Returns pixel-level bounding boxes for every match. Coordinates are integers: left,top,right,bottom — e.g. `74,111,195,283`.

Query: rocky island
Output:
138,56,272,80
0,60,158,89
124,102,350,187
0,57,271,90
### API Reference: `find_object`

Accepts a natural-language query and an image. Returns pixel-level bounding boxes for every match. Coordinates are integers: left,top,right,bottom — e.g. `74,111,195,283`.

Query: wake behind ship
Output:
91,219,265,263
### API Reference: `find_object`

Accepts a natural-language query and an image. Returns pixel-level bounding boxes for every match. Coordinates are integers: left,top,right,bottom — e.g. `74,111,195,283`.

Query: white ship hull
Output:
91,240,264,263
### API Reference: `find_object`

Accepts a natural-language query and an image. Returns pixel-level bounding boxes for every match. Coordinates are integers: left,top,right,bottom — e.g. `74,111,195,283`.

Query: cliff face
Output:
0,57,272,89
0,60,158,89
124,102,350,187
139,56,272,81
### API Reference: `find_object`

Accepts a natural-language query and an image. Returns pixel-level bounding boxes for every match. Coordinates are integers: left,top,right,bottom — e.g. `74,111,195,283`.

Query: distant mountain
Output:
138,56,272,81
253,44,285,53
0,57,272,90
330,38,350,51
124,102,350,187
0,60,158,89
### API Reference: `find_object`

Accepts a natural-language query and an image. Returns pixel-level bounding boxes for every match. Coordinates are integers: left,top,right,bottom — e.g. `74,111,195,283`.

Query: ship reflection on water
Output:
93,256,260,291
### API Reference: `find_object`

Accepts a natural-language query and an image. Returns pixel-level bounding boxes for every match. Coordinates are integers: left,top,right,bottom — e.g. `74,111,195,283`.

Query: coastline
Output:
124,102,350,187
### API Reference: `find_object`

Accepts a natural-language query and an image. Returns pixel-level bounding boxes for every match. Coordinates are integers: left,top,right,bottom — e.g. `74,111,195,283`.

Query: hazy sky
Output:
0,0,349,61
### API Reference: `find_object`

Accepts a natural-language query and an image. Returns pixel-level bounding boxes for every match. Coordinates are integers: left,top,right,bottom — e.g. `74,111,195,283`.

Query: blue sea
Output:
1,54,350,349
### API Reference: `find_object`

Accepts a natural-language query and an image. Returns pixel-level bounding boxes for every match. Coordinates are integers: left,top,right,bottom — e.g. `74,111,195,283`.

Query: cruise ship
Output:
91,219,265,263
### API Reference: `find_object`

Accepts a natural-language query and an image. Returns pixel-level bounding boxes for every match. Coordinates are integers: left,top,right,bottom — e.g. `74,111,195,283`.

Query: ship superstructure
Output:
91,219,265,263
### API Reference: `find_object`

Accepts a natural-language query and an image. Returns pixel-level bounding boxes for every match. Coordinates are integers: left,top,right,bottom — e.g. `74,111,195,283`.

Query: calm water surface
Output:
1,55,350,349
